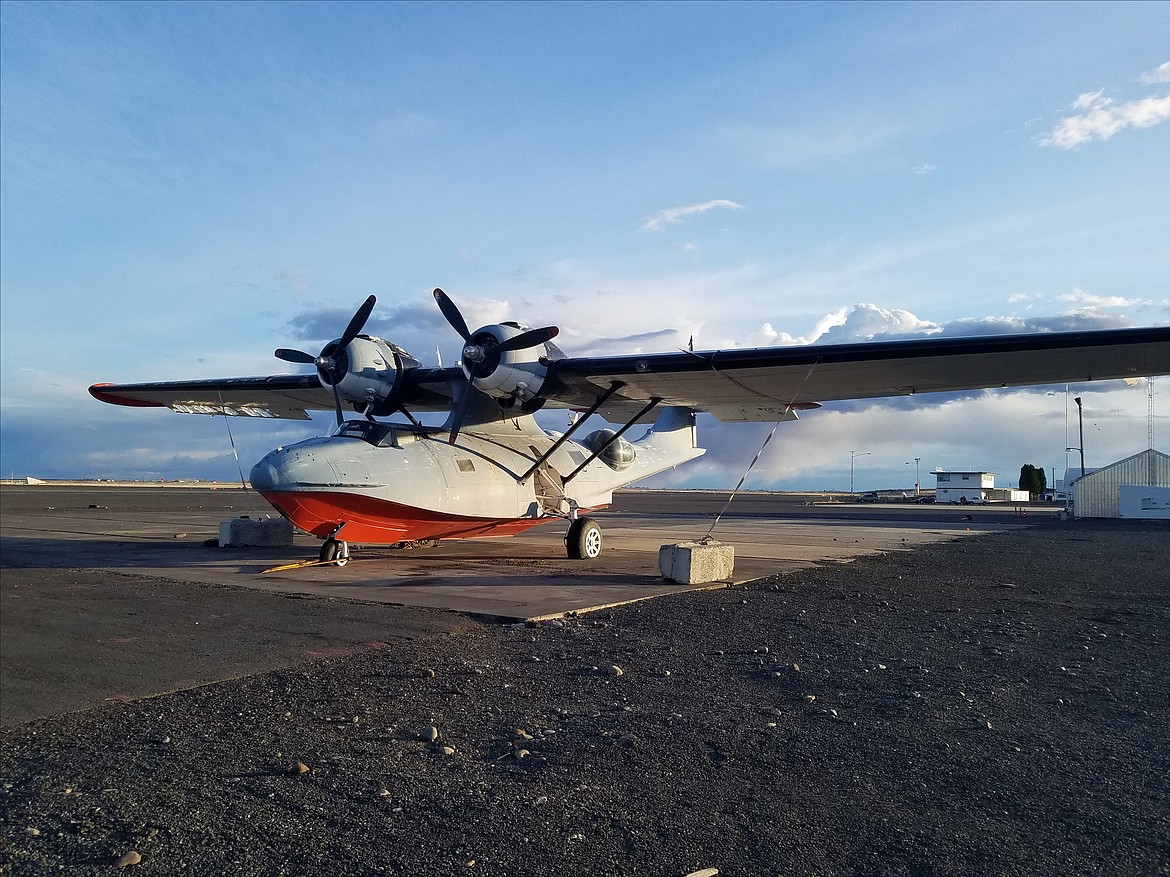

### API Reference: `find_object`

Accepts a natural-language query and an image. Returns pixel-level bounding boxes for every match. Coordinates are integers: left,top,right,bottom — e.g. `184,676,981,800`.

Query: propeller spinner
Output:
432,288,559,443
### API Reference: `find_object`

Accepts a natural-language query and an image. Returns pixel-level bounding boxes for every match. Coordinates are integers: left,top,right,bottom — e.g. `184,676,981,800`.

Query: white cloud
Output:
1041,87,1170,148
1139,62,1170,85
913,163,937,175
641,199,743,232
940,311,1132,335
811,303,942,344
1057,289,1148,308
711,303,979,348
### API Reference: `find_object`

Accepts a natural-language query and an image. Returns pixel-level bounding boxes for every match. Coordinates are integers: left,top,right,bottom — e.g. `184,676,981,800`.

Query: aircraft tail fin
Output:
636,405,699,453
627,407,704,474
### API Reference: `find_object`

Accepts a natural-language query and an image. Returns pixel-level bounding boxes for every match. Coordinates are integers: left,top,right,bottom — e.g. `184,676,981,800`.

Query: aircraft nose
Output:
250,445,319,490
249,457,280,491
249,439,349,490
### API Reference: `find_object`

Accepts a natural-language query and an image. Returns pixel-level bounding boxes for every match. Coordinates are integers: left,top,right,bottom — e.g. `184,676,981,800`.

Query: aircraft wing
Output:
542,326,1170,422
89,368,461,420
91,327,1170,423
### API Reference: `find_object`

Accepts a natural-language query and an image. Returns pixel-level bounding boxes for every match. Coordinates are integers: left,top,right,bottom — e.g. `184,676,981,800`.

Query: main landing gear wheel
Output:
319,538,350,567
565,517,603,560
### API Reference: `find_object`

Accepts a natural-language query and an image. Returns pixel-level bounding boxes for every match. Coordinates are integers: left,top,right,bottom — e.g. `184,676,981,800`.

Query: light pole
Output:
849,450,870,496
906,457,921,495
1074,396,1085,480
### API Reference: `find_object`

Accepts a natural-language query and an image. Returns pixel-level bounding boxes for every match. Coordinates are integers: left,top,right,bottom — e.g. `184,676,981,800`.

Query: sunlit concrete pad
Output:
226,516,993,619
241,545,731,621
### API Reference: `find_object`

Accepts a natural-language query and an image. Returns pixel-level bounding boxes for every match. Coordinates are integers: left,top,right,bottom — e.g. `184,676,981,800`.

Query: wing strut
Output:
518,381,626,483
702,356,823,539
562,397,662,485
702,418,784,542
216,389,250,491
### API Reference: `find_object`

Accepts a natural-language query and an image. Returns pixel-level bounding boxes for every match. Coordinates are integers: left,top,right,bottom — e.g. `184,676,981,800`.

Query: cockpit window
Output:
334,420,396,447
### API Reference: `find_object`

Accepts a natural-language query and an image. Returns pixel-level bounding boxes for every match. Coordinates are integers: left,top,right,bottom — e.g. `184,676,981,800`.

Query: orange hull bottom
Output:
257,489,564,543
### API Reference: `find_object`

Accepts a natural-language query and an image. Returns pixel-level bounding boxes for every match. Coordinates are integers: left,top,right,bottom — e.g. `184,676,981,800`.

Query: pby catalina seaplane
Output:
91,290,1170,565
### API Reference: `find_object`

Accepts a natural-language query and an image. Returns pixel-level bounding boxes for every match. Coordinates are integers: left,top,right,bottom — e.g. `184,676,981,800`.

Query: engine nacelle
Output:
323,335,420,414
463,322,564,407
582,428,636,470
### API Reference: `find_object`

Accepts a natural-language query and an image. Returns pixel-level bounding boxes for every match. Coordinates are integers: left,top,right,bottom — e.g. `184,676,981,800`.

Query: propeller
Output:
433,288,472,343
432,288,558,444
275,295,377,426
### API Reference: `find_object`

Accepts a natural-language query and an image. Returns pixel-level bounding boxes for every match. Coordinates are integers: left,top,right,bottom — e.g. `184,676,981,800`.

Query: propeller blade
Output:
447,382,474,445
338,295,377,350
496,325,559,354
433,288,471,342
331,380,344,427
275,348,316,364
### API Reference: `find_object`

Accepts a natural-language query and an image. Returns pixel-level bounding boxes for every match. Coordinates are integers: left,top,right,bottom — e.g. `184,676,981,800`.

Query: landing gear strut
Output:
319,538,350,567
565,517,603,560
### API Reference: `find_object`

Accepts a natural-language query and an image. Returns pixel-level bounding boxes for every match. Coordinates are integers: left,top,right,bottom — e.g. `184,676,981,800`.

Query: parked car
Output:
858,491,880,503
913,495,935,504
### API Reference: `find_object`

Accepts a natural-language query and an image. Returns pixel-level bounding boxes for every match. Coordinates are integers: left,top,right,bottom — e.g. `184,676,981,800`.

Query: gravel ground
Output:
2,521,1168,876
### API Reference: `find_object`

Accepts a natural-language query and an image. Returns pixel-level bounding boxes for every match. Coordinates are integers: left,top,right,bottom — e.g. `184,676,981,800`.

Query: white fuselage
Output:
249,407,703,543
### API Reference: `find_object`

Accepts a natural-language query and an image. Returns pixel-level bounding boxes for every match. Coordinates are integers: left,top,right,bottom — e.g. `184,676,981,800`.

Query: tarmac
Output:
0,484,1050,726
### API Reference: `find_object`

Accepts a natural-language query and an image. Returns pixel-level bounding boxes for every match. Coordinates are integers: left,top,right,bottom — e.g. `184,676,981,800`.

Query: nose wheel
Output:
319,538,350,567
565,517,603,560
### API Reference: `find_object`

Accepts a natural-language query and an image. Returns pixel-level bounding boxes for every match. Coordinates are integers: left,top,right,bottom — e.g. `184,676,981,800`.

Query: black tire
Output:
566,518,603,560
319,539,350,567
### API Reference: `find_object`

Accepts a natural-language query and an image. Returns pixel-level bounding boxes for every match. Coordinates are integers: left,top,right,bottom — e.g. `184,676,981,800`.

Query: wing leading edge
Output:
91,327,1170,423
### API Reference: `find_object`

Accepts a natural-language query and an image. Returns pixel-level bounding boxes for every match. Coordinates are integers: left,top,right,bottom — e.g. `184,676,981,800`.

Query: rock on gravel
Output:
115,850,142,868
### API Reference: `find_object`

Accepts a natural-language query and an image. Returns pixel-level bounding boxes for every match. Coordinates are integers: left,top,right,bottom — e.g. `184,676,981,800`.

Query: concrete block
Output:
219,516,294,547
658,540,735,584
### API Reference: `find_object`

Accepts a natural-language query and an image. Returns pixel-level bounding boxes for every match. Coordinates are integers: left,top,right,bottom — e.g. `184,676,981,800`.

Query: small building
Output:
1049,468,1102,502
987,487,1032,503
1072,449,1170,519
934,471,996,504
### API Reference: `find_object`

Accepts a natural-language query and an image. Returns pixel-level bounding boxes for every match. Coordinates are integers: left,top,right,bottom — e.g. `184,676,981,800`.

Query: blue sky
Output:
2,1,1168,490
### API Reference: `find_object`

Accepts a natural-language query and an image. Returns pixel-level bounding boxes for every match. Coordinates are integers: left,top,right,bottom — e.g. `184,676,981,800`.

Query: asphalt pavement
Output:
1,484,1039,726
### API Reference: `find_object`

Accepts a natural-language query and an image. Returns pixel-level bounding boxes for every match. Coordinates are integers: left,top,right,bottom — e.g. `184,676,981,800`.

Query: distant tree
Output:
1024,464,1039,496
1019,463,1046,499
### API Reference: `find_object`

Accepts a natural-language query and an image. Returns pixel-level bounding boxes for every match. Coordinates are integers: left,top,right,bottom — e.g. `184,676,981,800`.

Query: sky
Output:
2,1,1168,492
